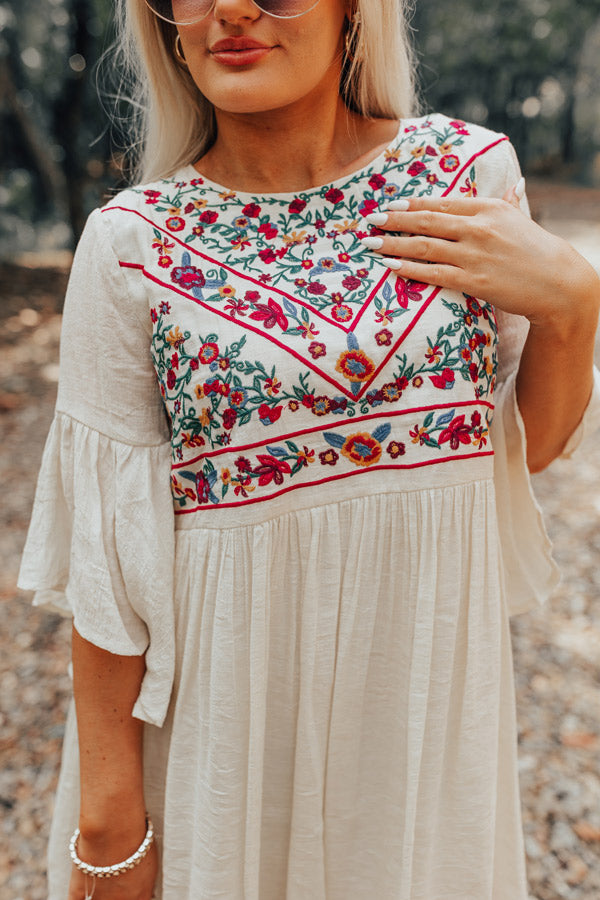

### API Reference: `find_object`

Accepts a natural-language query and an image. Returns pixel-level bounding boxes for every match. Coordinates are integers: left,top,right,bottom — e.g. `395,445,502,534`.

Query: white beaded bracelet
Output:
69,815,154,878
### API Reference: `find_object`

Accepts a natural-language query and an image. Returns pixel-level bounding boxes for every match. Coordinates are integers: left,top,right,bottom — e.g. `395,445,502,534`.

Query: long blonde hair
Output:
109,0,420,185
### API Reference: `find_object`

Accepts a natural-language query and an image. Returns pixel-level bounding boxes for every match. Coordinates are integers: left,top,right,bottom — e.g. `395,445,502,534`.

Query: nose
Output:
211,0,262,24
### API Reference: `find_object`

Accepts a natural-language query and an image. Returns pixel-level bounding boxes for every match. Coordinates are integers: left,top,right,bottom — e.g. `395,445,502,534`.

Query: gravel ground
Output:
1,184,599,899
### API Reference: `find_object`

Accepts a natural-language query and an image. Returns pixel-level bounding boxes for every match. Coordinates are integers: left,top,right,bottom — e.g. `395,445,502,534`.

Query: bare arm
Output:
68,625,157,899
516,269,599,473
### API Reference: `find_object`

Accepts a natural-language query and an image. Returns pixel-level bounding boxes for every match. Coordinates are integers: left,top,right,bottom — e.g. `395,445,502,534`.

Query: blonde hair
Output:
109,0,420,185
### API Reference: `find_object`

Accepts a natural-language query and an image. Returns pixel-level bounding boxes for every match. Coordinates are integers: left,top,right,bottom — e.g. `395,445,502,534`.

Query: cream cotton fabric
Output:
18,113,600,900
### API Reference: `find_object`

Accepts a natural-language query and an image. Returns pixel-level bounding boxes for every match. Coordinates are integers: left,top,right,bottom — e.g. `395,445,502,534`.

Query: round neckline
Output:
176,118,408,201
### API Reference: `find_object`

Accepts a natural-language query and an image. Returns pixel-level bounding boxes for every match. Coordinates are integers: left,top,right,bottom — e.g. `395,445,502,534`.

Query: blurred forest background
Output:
1,0,600,257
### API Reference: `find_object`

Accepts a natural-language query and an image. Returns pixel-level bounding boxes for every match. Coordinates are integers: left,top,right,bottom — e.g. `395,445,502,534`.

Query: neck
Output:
195,83,393,193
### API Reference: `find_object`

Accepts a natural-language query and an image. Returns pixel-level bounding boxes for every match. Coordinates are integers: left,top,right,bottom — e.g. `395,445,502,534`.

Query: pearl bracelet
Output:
69,815,154,878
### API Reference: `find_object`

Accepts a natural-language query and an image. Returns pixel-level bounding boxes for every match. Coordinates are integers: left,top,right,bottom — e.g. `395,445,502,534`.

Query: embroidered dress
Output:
18,114,600,900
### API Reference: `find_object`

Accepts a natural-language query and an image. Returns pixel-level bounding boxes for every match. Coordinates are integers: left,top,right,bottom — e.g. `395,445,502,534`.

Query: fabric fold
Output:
17,412,175,727
490,372,560,617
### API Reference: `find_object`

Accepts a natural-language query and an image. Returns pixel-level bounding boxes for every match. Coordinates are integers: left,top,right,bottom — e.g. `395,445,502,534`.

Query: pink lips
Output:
210,36,273,67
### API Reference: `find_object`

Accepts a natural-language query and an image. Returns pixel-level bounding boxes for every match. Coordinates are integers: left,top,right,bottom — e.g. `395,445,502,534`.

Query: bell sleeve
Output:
477,137,600,617
17,206,175,727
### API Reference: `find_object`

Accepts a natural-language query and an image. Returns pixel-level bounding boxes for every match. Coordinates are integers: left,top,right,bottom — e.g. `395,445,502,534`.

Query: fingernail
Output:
515,177,526,200
382,257,403,270
364,212,388,226
386,199,410,211
360,236,384,249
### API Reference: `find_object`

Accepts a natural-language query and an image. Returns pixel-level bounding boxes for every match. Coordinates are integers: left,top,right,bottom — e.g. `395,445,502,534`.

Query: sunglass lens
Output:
257,0,320,15
146,0,321,22
146,1,212,25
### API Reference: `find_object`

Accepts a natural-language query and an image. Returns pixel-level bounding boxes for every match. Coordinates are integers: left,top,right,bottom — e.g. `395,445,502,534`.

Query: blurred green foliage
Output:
1,0,600,256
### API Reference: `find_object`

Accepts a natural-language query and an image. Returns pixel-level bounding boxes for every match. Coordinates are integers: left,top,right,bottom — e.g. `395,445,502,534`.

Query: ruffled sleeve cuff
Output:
17,412,175,727
490,372,560,617
558,364,600,459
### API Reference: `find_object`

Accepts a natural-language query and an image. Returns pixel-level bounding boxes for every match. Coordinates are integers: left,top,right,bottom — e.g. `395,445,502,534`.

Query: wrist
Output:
79,802,148,846
71,814,154,876
527,248,600,337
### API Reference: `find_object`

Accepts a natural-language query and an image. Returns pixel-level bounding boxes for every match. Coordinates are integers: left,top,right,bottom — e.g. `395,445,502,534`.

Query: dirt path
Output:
1,182,599,898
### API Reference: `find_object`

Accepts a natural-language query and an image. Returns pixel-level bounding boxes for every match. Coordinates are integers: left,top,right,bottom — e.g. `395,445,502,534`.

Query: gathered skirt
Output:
46,483,529,900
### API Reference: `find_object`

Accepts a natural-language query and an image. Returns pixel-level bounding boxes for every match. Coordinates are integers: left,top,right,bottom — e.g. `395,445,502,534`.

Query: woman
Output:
18,0,600,898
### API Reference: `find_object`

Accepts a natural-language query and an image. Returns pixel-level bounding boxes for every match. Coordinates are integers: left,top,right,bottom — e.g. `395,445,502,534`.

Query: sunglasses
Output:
145,0,322,25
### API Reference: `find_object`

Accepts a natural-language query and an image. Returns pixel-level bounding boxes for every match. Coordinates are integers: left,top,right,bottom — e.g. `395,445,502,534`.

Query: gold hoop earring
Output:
174,33,188,67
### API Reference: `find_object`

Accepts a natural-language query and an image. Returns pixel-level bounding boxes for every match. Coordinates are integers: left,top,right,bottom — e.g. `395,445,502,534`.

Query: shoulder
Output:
92,169,195,259
405,112,510,155
402,112,519,193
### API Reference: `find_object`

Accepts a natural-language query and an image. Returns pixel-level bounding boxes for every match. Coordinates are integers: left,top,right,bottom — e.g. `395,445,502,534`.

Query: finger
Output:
502,181,523,210
382,258,471,294
386,196,486,216
364,209,466,240
360,234,464,265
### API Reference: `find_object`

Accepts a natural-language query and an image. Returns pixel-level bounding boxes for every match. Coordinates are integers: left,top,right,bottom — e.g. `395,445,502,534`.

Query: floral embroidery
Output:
132,117,479,331
113,114,507,511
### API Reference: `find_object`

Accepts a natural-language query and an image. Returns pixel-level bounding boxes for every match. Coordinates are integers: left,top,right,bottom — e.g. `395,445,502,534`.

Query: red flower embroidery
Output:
235,456,252,472
249,297,288,330
331,303,353,323
325,187,344,204
289,198,307,214
359,198,378,217
386,441,406,458
342,275,361,291
222,408,237,430
199,210,218,223
375,328,393,346
440,155,460,173
369,173,386,190
198,342,219,364
171,265,205,289
407,160,426,177
253,454,292,486
166,216,185,231
258,222,278,239
319,449,339,466
309,341,326,359
429,368,456,390
258,248,277,264
438,415,472,450
243,202,261,217
395,278,427,308
258,403,283,425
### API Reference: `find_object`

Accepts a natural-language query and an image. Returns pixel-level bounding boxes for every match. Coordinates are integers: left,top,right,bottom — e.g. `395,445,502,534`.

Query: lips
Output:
210,37,272,52
209,36,274,67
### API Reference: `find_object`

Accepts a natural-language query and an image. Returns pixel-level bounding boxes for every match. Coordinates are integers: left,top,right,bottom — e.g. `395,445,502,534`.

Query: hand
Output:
67,831,158,900
360,187,599,328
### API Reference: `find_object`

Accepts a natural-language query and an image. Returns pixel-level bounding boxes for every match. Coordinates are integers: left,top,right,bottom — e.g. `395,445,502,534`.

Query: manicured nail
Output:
360,236,384,249
365,212,388,226
386,199,410,211
515,177,526,200
382,257,403,270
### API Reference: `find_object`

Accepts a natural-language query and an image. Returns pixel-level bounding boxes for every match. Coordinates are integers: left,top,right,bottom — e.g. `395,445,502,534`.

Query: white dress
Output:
18,113,600,900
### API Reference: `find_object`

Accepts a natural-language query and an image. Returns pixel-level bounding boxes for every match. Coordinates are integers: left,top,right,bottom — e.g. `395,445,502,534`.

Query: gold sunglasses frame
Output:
144,0,323,26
